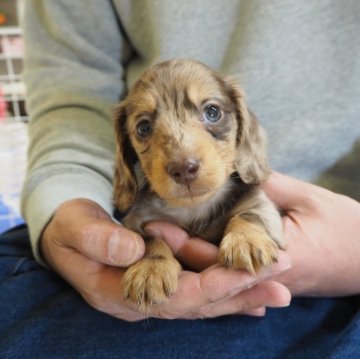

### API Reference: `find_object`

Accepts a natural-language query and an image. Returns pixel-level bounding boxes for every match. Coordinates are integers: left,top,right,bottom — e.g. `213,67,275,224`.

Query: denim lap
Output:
0,226,359,359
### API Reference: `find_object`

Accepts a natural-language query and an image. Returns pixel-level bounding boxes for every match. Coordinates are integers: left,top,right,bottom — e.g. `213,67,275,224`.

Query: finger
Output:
242,307,266,317
145,221,218,271
44,238,148,322
198,251,290,304
44,199,145,267
80,267,147,322
42,229,147,322
195,281,291,319
151,251,291,319
69,219,145,267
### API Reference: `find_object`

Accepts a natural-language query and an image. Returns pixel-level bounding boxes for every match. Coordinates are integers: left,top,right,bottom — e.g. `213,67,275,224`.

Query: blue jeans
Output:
0,225,359,359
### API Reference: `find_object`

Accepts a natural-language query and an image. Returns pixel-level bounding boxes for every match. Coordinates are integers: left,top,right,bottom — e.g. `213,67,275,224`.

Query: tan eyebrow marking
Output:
183,87,199,113
127,90,158,118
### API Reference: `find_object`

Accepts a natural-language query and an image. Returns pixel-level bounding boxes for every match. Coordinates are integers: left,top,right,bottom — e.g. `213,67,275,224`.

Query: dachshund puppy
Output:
113,59,285,311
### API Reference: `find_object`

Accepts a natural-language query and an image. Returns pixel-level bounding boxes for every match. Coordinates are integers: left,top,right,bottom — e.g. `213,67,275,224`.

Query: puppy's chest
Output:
122,180,248,244
123,199,231,244
156,203,231,244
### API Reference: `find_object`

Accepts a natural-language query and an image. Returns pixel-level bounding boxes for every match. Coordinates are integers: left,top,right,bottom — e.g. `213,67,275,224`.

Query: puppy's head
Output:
114,59,269,211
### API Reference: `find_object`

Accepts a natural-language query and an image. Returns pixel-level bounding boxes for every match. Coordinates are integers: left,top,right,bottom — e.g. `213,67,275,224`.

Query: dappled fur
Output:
113,59,285,311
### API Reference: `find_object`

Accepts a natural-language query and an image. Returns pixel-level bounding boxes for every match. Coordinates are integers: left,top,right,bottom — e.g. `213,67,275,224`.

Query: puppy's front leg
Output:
219,190,284,274
219,216,279,274
122,238,181,312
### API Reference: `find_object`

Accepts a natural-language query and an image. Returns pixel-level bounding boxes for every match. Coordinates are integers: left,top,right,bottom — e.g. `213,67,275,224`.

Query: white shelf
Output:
2,81,26,96
0,27,22,36
0,74,22,81
0,53,23,60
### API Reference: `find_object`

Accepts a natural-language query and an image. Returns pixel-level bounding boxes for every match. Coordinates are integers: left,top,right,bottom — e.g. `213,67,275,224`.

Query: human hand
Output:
41,198,146,320
144,223,291,318
42,198,291,321
146,171,360,302
264,172,360,296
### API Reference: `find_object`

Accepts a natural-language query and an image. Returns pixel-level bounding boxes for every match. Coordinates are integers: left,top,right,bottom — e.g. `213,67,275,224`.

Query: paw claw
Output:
219,228,278,274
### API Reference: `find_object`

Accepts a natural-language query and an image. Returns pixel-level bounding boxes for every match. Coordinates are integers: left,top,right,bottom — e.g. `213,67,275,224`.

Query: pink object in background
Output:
0,35,23,56
0,88,7,120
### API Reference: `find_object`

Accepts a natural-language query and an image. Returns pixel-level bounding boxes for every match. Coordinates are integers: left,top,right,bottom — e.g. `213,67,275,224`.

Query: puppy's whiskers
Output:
141,188,153,204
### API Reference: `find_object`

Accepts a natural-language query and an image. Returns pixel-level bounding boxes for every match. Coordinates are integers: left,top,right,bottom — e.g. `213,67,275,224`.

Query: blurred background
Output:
0,0,27,233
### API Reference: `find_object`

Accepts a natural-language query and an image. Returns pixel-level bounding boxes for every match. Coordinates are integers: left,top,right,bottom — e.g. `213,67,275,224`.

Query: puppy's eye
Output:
203,104,221,122
136,120,153,137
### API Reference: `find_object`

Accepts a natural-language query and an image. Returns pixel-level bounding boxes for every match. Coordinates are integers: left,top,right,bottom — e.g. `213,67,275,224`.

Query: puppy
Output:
113,59,285,311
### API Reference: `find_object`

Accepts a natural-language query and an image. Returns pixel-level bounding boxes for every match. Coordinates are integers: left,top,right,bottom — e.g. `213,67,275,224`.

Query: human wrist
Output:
21,172,114,265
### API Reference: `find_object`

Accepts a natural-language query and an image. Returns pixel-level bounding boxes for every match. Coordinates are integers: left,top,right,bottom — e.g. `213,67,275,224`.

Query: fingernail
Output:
261,252,291,277
108,230,143,266
144,224,161,238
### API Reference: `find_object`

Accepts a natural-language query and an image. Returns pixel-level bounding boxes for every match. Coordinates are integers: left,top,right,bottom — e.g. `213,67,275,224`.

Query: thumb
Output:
43,199,145,267
263,172,316,211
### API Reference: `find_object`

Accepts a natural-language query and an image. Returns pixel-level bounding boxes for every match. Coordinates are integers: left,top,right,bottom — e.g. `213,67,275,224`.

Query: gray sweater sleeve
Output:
20,0,131,263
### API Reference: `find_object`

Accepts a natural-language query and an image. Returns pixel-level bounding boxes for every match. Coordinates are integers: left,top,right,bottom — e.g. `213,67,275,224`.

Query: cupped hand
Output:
41,198,291,321
263,172,360,296
147,171,360,300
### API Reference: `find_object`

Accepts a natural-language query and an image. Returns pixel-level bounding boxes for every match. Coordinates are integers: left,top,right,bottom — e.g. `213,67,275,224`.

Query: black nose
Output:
167,158,200,185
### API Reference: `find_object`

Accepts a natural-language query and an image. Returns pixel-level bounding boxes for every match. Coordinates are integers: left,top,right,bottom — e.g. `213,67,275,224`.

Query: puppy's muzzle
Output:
167,157,200,186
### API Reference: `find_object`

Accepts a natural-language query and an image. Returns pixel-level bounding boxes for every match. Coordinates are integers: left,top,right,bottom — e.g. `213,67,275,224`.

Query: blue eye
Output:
136,119,152,137
203,104,221,122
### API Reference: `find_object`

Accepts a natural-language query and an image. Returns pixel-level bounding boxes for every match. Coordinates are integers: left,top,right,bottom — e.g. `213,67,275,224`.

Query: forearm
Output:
21,107,115,263
20,0,130,262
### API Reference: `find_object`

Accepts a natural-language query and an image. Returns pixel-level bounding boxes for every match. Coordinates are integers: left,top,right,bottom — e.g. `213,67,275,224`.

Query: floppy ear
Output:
226,80,270,184
113,102,138,212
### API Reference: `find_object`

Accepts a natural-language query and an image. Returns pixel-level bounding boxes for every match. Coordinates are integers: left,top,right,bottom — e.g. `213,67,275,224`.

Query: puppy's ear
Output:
113,102,138,212
226,79,270,184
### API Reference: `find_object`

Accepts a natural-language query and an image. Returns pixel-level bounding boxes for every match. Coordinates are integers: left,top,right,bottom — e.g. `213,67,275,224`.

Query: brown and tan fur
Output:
113,59,286,312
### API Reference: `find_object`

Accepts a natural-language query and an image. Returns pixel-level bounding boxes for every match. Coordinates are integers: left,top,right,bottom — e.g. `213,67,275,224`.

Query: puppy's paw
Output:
219,224,278,274
122,256,181,312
